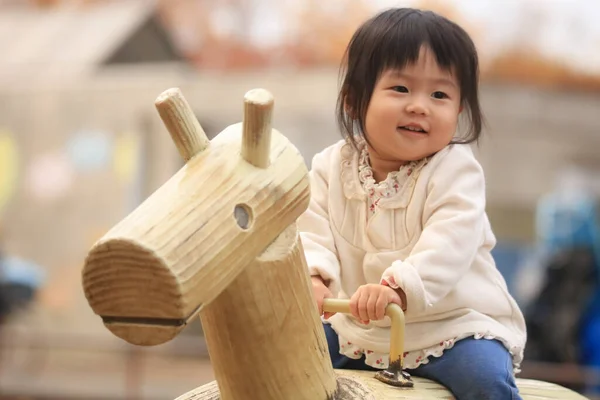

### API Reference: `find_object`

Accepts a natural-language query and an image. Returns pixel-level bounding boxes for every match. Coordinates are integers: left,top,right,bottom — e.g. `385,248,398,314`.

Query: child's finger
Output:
349,290,362,321
376,294,388,320
367,292,378,321
357,292,370,322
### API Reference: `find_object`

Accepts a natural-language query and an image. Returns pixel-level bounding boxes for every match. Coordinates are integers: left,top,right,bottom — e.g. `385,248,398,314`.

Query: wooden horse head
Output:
82,88,311,346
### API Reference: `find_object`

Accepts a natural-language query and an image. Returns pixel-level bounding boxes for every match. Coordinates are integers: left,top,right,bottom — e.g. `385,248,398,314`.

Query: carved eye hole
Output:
234,204,253,230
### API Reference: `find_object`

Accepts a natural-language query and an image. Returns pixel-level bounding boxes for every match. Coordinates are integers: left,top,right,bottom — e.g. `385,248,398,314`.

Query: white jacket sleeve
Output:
298,149,342,296
381,149,486,315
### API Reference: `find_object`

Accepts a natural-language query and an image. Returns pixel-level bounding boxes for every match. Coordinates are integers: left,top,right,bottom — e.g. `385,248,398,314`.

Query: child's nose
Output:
405,98,429,115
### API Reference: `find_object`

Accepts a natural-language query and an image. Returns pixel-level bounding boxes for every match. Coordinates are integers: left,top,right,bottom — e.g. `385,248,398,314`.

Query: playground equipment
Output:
82,88,587,399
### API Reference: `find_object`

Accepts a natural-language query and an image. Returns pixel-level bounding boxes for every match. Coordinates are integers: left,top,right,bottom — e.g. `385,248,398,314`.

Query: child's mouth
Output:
398,126,428,134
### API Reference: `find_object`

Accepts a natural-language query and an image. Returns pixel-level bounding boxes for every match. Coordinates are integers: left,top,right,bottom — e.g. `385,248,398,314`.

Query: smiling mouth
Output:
398,126,428,134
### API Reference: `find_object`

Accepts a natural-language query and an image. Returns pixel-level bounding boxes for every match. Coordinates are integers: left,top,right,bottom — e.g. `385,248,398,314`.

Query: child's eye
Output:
391,86,408,93
432,91,448,99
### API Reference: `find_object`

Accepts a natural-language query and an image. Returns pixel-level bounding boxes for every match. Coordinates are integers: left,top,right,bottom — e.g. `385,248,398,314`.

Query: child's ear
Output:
458,105,464,114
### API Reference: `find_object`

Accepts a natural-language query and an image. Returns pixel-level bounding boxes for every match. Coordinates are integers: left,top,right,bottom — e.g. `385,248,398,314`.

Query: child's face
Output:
364,46,462,164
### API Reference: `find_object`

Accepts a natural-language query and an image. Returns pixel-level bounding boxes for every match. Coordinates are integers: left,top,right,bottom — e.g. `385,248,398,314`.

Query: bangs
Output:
368,10,475,88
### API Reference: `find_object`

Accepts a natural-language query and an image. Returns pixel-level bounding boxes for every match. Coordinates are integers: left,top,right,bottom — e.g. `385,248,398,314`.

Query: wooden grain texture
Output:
155,87,210,161
241,88,273,168
176,370,590,400
199,223,337,400
82,91,310,346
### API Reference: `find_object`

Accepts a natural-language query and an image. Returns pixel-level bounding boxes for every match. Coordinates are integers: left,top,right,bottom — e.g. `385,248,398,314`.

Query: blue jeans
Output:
324,323,522,400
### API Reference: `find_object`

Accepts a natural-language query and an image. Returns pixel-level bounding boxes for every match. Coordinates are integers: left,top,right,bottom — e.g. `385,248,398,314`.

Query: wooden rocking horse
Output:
82,88,587,399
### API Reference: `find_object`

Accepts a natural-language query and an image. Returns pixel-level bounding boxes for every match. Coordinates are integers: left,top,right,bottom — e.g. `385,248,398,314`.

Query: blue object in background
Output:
0,255,45,319
0,256,45,289
580,291,600,394
536,193,600,268
536,190,600,391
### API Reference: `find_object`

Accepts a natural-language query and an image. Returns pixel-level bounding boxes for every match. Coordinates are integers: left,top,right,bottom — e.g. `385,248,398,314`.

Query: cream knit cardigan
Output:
298,140,526,368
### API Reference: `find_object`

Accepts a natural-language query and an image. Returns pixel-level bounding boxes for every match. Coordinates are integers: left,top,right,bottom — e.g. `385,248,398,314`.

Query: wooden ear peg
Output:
241,88,274,168
155,87,210,162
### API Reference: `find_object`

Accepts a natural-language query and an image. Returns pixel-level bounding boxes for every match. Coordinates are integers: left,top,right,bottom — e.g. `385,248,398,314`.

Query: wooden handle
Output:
155,88,210,161
241,89,274,168
322,298,405,368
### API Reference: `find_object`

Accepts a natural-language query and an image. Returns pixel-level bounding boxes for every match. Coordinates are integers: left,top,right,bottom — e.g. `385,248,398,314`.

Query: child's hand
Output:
311,276,335,319
349,284,403,324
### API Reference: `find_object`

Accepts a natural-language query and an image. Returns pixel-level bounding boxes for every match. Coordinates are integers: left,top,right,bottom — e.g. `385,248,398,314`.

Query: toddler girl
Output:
299,7,527,400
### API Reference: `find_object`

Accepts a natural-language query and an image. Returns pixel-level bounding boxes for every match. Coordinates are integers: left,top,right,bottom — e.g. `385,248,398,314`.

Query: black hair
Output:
336,8,483,148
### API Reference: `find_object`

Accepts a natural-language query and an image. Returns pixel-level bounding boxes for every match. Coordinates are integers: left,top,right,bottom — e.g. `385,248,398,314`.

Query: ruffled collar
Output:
340,140,429,208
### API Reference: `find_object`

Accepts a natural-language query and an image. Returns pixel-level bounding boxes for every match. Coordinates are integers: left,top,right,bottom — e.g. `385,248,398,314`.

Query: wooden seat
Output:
176,369,589,400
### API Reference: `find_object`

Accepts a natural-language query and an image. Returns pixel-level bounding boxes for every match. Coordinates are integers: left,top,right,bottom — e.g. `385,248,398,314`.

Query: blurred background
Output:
0,0,599,398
